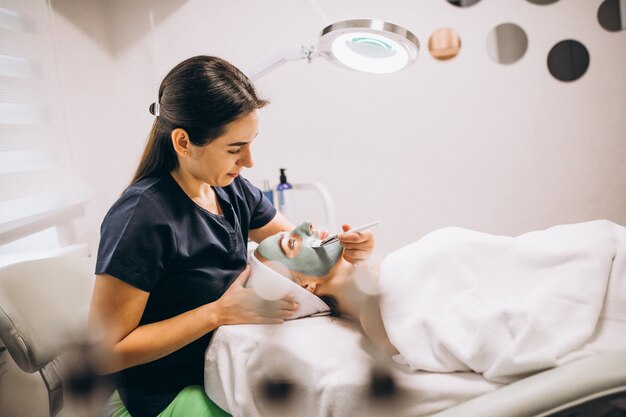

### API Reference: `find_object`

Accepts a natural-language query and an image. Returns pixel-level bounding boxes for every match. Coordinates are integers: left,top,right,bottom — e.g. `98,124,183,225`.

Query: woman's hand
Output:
215,266,300,325
338,223,375,264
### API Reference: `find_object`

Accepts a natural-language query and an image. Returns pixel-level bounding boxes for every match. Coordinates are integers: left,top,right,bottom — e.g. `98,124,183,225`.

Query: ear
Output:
171,128,190,156
303,281,317,293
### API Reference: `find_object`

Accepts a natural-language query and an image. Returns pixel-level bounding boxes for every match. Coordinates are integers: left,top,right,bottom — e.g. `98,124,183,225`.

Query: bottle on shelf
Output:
277,168,292,218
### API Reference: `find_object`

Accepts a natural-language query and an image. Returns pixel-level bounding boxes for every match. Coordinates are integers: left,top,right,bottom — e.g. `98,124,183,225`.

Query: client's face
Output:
255,221,343,277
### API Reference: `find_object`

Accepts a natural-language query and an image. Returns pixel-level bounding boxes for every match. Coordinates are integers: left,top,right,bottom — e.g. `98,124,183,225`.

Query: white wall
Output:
52,0,626,256
51,0,116,252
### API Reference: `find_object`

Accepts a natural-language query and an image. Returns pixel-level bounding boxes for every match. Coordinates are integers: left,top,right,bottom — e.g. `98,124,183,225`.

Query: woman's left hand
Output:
338,223,375,264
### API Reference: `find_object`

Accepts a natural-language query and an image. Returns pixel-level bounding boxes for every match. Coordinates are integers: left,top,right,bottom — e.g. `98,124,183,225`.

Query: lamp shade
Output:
317,19,420,74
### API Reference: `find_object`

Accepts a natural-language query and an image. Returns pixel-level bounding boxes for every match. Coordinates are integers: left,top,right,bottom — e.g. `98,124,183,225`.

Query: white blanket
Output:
378,220,626,383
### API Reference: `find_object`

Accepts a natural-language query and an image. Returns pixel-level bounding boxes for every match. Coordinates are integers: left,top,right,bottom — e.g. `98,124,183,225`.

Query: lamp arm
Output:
247,43,316,81
291,182,337,232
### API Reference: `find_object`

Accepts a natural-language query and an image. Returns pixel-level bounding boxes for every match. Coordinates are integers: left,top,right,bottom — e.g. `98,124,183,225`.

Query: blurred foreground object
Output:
0,256,110,417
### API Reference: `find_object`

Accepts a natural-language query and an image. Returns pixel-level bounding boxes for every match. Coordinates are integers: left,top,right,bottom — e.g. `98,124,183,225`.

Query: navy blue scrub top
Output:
95,174,276,417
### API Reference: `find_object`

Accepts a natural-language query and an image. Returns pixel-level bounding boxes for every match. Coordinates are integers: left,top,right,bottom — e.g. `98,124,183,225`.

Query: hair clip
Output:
149,102,160,117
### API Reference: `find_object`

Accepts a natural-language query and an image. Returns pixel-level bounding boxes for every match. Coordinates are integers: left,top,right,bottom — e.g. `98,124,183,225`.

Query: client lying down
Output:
251,220,626,383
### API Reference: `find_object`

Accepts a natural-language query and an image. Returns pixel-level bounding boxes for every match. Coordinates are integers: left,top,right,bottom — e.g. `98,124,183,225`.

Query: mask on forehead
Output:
256,222,343,276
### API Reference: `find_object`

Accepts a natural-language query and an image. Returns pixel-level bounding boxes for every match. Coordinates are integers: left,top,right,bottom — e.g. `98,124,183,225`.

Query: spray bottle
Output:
277,168,292,218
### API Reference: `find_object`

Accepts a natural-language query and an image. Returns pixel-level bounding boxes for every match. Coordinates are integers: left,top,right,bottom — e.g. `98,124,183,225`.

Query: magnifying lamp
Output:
247,18,420,80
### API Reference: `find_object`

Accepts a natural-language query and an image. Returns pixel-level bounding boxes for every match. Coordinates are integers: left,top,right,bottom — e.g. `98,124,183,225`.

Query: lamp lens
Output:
347,37,397,59
331,32,409,73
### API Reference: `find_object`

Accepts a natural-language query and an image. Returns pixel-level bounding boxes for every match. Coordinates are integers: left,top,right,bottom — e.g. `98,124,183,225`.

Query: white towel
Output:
205,317,501,417
246,253,330,319
378,220,626,383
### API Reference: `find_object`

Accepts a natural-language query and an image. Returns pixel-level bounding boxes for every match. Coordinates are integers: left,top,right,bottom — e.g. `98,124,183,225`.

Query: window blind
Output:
0,0,88,246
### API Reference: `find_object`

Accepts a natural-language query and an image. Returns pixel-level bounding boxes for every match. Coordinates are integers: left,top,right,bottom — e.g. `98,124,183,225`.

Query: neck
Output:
323,263,398,356
170,169,220,214
319,260,363,319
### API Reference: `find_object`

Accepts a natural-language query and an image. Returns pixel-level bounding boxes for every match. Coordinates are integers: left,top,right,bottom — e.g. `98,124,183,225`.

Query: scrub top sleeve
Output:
95,191,176,292
239,177,277,229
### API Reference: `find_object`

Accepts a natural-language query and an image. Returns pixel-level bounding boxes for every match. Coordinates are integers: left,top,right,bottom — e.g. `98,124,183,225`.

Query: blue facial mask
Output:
256,222,343,276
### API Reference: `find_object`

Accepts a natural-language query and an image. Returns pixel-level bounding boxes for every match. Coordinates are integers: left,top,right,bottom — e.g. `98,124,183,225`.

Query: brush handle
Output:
320,221,381,246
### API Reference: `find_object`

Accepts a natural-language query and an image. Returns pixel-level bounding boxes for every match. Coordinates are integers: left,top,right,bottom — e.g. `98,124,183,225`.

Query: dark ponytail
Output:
131,56,269,185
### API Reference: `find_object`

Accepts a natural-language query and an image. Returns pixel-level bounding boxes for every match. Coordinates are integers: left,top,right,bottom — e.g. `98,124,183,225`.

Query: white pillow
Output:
246,253,330,319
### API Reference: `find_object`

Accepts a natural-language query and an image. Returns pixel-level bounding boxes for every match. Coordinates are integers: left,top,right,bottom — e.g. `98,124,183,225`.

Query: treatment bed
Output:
205,221,626,416
204,317,626,417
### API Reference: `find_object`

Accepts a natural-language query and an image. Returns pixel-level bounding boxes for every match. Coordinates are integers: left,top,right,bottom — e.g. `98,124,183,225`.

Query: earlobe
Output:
171,128,190,156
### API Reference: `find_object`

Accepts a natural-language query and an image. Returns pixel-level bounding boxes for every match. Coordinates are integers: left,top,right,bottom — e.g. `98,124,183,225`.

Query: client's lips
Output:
227,172,239,178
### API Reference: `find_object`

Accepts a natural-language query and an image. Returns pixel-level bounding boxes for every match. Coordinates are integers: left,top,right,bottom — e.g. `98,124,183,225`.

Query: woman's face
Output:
255,221,353,303
256,222,344,276
255,225,355,316
255,251,329,296
186,111,259,187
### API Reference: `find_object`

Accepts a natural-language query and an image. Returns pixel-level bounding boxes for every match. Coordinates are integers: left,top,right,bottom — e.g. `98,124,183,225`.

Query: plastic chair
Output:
0,256,96,417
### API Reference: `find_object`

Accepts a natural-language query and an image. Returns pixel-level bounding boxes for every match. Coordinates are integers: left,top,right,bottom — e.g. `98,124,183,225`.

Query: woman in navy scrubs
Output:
89,56,374,417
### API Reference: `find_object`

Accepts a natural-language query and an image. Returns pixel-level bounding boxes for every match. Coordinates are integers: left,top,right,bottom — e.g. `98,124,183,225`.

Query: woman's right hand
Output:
215,265,300,325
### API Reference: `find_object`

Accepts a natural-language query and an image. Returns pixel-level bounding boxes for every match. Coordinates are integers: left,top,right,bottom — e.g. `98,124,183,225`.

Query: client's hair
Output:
319,295,341,317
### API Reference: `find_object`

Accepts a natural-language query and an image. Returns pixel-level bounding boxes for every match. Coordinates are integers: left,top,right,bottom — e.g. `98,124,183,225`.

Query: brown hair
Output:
131,56,268,185
319,295,341,317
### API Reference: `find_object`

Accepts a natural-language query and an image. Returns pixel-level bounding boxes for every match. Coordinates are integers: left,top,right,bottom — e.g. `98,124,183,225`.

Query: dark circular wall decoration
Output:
597,0,626,32
547,40,590,82
486,23,528,64
446,0,481,8
526,0,560,5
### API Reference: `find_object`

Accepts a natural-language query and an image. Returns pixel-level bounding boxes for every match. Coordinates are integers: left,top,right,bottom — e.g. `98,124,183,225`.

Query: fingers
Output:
252,317,285,325
218,285,301,326
339,232,375,256
274,298,300,313
341,241,374,256
339,225,375,265
250,294,299,320
264,297,300,317
339,230,373,244
342,249,371,264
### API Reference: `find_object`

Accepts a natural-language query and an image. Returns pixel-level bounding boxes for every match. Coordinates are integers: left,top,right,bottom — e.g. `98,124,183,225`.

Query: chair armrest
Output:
0,256,95,373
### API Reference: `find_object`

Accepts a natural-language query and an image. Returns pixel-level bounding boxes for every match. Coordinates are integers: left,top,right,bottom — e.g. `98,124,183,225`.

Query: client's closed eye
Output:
279,233,301,258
